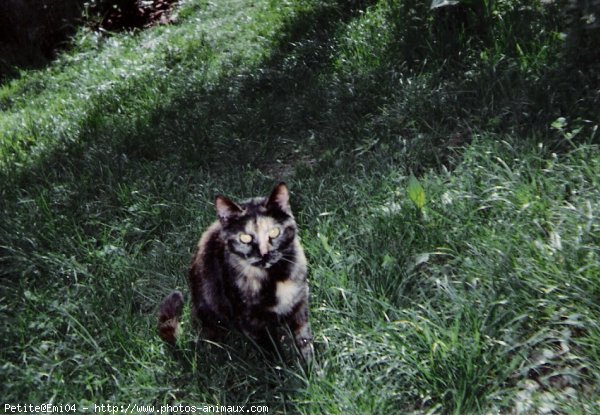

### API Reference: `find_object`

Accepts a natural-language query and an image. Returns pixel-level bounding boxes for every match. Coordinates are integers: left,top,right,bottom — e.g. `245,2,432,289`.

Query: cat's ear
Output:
266,182,291,213
215,196,242,223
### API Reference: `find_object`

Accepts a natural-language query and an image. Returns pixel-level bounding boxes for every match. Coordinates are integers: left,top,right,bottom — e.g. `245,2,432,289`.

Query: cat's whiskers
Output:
278,256,301,267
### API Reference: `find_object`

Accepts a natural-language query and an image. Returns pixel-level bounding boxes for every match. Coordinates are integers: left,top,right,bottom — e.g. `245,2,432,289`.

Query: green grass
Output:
1,0,599,413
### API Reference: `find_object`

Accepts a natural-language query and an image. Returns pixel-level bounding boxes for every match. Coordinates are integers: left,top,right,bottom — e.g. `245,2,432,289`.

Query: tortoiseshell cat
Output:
158,183,313,362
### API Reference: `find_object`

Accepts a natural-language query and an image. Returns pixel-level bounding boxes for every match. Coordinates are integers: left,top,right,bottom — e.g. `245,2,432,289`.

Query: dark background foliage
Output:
0,0,176,81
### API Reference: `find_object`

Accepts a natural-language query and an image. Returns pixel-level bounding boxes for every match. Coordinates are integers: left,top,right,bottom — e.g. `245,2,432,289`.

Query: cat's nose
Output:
259,241,269,257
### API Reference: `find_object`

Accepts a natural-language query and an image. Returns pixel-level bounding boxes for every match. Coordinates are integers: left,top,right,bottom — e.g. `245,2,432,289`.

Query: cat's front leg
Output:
286,302,314,363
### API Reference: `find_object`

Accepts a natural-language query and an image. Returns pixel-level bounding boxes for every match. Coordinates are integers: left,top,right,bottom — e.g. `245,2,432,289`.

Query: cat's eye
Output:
268,227,280,239
239,233,253,244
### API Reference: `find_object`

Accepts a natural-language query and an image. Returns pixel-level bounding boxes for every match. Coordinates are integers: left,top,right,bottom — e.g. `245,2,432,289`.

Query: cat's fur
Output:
158,183,313,362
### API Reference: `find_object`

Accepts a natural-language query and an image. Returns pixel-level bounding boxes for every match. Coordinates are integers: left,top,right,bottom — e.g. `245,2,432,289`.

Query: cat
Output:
158,183,314,363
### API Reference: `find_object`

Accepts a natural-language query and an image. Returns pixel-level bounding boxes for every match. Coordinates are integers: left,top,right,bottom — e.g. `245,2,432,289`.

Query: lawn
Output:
1,0,599,413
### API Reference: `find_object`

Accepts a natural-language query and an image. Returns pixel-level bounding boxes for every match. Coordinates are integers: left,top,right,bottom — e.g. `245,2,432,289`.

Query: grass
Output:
1,0,599,413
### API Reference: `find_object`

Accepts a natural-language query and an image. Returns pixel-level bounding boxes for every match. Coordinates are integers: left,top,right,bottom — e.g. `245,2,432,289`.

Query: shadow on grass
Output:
160,329,311,409
3,0,384,184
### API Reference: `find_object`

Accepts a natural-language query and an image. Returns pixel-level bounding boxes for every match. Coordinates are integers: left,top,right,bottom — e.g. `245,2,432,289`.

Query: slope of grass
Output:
1,0,599,413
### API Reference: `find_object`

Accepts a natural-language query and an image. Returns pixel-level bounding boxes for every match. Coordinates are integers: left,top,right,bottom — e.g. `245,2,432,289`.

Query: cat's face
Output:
215,183,297,269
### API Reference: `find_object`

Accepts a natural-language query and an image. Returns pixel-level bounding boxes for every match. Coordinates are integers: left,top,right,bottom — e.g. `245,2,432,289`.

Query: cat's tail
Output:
157,290,184,345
